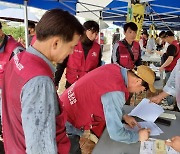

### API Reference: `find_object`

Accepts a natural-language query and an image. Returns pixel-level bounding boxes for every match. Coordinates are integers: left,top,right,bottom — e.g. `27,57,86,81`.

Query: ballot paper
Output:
140,138,180,154
149,63,161,78
150,63,159,72
129,98,164,122
125,121,163,136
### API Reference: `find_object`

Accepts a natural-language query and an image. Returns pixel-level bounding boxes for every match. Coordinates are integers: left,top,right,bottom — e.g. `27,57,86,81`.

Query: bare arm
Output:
159,56,173,71
150,91,169,104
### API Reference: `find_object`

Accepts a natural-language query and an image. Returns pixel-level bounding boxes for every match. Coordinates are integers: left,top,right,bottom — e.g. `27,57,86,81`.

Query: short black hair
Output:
0,22,2,29
159,31,166,38
123,22,138,32
141,80,149,91
83,20,99,33
36,9,84,42
166,31,174,37
28,22,35,29
142,30,149,37
142,29,148,34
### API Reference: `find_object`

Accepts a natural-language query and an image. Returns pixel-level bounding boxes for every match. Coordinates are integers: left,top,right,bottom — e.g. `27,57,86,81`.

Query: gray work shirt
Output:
163,59,180,109
21,46,60,154
101,67,139,144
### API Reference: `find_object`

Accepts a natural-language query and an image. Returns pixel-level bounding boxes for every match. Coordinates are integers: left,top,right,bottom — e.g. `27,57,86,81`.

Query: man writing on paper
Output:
59,64,155,153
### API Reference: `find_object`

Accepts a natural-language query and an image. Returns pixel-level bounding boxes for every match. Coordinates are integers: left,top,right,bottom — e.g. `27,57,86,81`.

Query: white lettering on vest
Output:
14,54,24,70
92,52,97,57
121,55,128,58
74,49,83,53
67,83,77,105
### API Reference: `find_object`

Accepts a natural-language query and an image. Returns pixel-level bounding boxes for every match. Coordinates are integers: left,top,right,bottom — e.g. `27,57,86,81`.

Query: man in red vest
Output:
159,31,180,110
2,9,84,154
0,21,24,108
112,28,120,45
60,64,156,153
0,21,24,154
55,20,102,89
139,30,148,56
28,22,36,46
111,22,142,69
111,22,142,105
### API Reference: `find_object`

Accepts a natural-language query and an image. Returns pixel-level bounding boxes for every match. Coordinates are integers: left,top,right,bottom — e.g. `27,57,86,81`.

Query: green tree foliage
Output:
2,23,25,41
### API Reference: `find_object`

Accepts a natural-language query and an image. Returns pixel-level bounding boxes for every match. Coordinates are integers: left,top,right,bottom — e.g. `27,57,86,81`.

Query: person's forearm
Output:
161,57,173,68
163,63,177,97
158,91,169,99
139,43,146,52
102,92,139,144
123,114,128,121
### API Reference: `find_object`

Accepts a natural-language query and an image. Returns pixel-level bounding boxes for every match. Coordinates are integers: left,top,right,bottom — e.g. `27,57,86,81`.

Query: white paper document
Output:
150,63,159,72
140,138,180,154
125,121,163,136
129,98,164,122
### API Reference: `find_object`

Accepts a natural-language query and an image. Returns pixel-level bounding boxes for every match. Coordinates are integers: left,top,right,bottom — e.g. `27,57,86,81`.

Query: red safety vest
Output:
66,41,101,84
30,35,36,45
2,51,70,154
0,36,22,88
165,40,180,71
118,41,140,69
60,64,129,137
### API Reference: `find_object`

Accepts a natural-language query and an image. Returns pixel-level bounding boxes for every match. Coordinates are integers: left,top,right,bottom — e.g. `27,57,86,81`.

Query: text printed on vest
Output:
14,54,24,70
68,84,77,105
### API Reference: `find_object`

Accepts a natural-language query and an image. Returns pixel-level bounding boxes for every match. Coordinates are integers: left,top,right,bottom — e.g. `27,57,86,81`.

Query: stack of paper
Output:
140,138,180,154
128,98,164,136
150,63,159,72
125,121,163,136
149,63,161,78
129,98,164,122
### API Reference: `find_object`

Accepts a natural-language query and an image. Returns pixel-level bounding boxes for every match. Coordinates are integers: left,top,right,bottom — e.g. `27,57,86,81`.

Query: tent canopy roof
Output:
103,0,180,30
0,0,180,30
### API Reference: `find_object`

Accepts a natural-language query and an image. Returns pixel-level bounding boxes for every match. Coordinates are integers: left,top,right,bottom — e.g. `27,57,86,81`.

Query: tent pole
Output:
24,0,29,49
98,11,102,44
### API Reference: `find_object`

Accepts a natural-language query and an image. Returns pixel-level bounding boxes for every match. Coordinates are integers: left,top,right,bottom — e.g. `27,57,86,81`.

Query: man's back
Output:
112,33,120,45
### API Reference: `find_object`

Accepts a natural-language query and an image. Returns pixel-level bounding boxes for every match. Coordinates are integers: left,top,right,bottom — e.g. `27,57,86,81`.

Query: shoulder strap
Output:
121,40,134,61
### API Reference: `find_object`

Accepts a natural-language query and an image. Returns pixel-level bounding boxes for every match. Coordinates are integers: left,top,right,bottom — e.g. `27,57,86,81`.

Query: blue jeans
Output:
66,122,83,154
141,50,145,56
165,72,174,105
68,135,81,154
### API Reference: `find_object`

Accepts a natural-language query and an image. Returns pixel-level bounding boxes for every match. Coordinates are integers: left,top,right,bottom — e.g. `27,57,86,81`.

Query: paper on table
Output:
129,98,164,122
140,138,180,154
150,63,159,72
125,121,163,136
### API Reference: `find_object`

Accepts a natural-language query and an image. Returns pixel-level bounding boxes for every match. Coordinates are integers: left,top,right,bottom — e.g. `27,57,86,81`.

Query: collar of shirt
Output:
26,45,56,74
0,45,5,53
124,39,133,47
0,35,8,53
120,66,128,86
